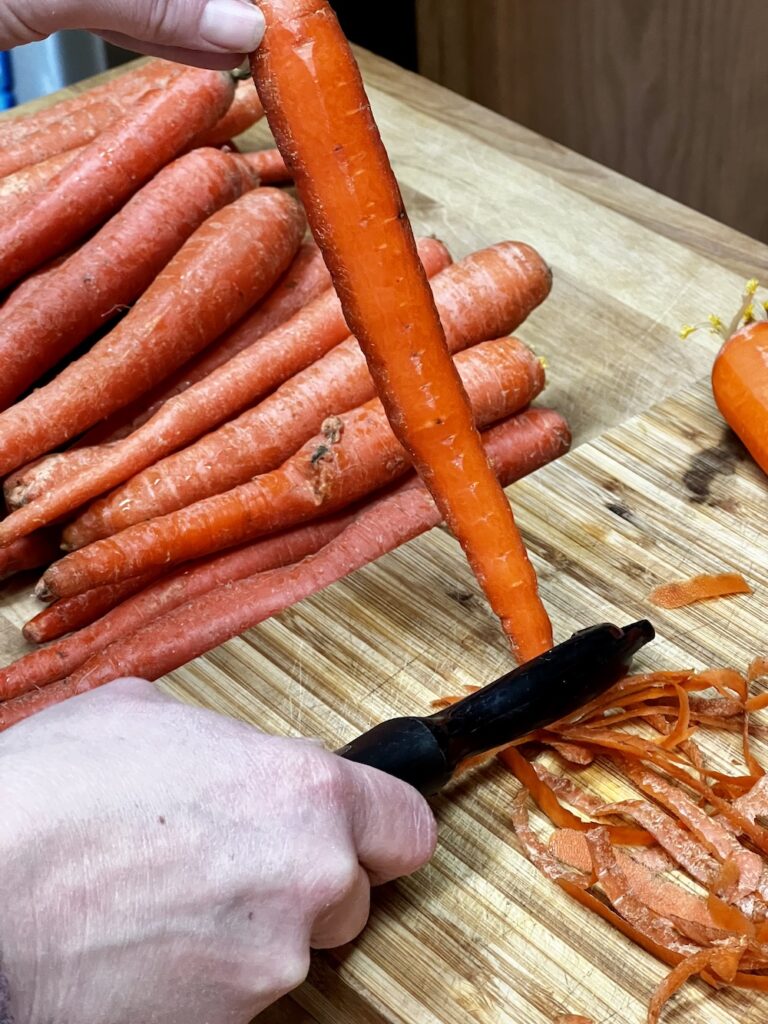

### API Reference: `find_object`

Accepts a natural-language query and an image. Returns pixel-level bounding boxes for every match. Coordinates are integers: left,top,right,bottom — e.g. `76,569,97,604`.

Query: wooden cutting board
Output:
2,51,768,1024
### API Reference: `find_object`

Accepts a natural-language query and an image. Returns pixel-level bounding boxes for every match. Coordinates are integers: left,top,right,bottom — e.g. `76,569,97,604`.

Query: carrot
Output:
0,59,176,151
190,79,265,147
648,573,752,609
50,240,333,457
15,239,448,544
0,531,60,583
50,236,441,497
0,68,235,293
3,410,569,718
0,148,83,222
39,338,548,599
237,149,293,185
67,240,549,546
0,101,124,179
22,572,167,644
712,321,768,475
251,0,552,660
1,515,356,699
0,148,256,413
0,189,304,484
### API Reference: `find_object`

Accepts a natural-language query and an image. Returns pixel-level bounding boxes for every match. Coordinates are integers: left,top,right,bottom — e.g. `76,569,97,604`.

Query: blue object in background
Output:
0,51,15,109
6,31,107,107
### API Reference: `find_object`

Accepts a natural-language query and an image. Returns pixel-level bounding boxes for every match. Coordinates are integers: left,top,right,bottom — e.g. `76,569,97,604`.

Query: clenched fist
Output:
0,679,436,1023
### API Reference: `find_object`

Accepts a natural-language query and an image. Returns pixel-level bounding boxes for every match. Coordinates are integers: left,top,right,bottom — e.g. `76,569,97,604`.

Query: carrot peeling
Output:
648,573,752,609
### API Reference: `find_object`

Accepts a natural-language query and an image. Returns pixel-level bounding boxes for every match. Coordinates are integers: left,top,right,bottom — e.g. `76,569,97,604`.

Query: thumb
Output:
1,0,265,68
340,759,438,886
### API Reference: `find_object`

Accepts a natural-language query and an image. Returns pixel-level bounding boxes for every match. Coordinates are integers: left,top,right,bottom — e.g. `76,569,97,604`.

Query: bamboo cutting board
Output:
3,51,768,1024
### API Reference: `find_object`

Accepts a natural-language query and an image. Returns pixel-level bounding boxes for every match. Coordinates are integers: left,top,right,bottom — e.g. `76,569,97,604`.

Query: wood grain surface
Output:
2,51,768,1023
417,0,768,242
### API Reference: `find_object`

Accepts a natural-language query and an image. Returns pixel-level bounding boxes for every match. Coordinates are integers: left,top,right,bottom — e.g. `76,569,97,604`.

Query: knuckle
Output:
321,851,360,902
274,950,311,995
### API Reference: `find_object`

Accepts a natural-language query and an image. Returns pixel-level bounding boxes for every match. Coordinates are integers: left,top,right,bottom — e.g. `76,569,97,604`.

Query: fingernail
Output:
200,0,265,51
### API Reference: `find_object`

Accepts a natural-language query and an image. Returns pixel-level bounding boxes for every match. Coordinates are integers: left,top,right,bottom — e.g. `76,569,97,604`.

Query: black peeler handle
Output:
337,620,654,795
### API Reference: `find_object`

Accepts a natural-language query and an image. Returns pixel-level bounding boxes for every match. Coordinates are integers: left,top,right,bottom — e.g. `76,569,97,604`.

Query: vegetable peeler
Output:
337,620,655,795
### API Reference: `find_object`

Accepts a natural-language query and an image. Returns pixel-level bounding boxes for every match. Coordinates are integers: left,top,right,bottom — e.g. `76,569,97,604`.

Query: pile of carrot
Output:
0,12,571,728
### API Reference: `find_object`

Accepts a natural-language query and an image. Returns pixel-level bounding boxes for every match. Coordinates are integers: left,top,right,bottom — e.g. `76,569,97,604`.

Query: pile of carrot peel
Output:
436,658,768,1022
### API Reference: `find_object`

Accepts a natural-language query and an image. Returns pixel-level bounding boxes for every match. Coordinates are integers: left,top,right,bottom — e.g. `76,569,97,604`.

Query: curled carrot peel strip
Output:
647,573,752,609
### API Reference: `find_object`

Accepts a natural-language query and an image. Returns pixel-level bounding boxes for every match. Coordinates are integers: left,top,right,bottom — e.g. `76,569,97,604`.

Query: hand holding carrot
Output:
0,679,435,1023
0,0,265,69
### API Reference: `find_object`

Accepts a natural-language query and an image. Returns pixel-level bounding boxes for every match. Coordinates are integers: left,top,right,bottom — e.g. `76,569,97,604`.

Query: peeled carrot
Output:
0,60,176,151
648,573,752,609
3,410,569,719
0,68,235,293
0,531,59,583
2,515,356,698
712,321,768,475
0,148,256,413
52,241,333,458
0,148,83,223
191,79,265,147
22,572,166,644
17,238,447,545
39,338,547,599
238,149,293,185
67,241,549,546
252,0,552,660
0,189,304,486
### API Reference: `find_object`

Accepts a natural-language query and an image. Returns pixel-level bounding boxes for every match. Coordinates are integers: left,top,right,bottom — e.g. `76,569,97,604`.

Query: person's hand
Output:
0,0,265,69
0,678,436,1024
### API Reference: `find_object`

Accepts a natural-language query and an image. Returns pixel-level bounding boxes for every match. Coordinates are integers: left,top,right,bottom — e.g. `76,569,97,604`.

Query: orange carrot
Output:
0,68,235,292
0,148,256,412
191,79,264,147
22,572,166,644
0,148,83,222
3,410,569,718
0,102,122,179
0,531,59,583
50,241,333,458
251,0,552,660
0,189,304,485
67,241,549,546
712,321,768,476
40,338,548,600
3,514,357,698
648,573,752,609
12,239,448,543
0,60,176,151
237,149,293,185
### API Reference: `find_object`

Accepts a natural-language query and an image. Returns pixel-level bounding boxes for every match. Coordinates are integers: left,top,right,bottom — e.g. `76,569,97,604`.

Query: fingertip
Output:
199,0,265,53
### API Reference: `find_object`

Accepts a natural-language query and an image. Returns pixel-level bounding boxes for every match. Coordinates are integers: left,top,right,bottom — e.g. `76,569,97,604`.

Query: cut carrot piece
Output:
648,573,751,609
